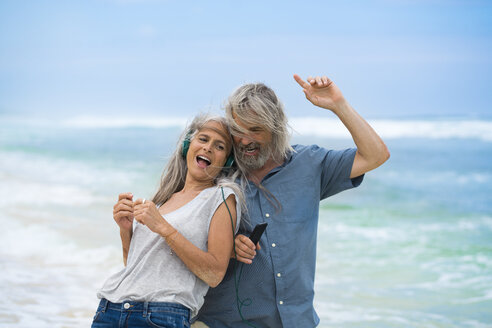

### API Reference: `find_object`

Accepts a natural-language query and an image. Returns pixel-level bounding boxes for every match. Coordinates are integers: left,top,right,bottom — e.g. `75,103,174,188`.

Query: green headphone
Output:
182,134,235,168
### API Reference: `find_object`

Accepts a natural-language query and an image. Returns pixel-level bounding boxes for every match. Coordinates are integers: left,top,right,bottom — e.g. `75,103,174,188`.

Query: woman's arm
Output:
119,228,132,266
166,195,237,287
133,195,237,287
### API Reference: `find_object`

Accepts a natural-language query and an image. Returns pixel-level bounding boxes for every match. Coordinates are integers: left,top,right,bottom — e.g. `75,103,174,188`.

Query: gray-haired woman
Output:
91,114,243,328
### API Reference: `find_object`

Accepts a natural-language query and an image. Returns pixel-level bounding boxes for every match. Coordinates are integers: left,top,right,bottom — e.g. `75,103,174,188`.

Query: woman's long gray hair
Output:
151,113,245,213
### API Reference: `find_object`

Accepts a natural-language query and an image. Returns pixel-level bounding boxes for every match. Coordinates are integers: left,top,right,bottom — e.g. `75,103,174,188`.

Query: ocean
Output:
1,116,491,328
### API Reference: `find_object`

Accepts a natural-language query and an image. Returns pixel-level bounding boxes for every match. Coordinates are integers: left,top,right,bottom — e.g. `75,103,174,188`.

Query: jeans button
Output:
123,302,130,309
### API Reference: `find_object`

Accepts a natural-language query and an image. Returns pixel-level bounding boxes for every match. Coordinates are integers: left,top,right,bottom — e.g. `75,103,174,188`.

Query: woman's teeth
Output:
197,156,211,166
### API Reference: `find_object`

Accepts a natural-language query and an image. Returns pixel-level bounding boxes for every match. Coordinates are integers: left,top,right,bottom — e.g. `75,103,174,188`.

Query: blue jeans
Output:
91,298,191,328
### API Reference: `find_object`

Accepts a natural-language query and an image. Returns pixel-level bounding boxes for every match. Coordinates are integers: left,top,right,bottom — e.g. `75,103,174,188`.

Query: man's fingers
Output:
237,244,256,258
293,74,310,89
235,235,256,257
235,255,253,265
238,234,256,250
231,234,259,264
232,234,258,263
237,242,256,257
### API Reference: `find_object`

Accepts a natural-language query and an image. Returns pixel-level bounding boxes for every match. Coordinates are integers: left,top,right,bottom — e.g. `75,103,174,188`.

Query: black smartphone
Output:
248,223,268,245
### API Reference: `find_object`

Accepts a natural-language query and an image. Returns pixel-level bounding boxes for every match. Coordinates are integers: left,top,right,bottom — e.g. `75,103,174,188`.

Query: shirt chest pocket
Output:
268,176,318,223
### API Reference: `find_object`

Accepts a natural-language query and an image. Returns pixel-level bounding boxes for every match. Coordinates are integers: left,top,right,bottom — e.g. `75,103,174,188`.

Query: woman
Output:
92,114,243,328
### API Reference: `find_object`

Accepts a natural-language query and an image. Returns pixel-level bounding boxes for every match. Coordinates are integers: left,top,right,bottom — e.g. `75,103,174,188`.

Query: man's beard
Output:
236,142,272,171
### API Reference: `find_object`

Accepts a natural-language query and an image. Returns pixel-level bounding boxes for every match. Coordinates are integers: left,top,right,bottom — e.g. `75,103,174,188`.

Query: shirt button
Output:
277,273,281,277
123,302,130,309
265,213,270,218
279,301,284,305
272,243,276,247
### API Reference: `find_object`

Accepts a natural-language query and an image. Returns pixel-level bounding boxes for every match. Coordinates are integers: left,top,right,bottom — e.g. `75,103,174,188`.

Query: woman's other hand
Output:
113,192,134,232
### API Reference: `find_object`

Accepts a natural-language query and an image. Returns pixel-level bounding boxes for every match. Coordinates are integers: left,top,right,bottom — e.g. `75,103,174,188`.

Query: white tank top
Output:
97,186,240,317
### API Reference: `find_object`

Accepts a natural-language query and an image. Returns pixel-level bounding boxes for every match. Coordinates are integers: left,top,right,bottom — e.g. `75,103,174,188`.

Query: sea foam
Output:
3,115,492,141
69,117,492,142
290,117,492,142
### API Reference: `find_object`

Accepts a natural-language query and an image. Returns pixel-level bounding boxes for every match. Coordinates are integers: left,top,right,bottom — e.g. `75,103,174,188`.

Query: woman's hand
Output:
113,193,134,232
231,234,261,264
134,199,175,237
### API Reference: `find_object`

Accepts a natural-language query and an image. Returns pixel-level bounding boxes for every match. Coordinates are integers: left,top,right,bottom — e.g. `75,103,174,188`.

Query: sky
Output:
0,0,491,120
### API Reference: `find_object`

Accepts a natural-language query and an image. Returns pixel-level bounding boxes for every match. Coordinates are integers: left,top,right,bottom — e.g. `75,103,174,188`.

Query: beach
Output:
1,117,491,327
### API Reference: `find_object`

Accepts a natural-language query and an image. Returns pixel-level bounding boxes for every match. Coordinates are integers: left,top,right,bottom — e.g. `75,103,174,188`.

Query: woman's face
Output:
186,121,232,184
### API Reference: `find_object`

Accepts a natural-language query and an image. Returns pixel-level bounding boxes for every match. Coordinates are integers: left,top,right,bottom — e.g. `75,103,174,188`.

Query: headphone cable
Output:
221,187,257,328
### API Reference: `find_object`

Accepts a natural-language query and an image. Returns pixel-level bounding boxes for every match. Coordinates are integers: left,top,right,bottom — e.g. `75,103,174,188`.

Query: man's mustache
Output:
238,143,260,152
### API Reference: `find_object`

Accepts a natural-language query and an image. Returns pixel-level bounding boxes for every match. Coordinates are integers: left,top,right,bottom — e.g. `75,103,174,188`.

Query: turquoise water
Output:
0,119,491,327
315,138,492,327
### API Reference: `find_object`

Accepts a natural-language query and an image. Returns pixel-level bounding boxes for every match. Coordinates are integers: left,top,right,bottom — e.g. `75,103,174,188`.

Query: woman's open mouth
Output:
196,155,211,168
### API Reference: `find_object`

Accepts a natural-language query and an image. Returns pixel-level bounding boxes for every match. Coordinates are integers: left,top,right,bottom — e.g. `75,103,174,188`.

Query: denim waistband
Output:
98,298,190,319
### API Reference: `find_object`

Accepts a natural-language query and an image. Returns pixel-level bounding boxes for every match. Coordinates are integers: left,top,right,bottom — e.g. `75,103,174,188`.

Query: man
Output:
195,74,390,327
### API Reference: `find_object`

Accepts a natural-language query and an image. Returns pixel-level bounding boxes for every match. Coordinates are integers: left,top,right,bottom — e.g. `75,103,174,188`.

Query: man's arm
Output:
294,74,390,178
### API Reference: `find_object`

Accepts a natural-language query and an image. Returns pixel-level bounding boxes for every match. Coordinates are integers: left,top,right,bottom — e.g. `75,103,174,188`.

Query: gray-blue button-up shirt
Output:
197,144,364,328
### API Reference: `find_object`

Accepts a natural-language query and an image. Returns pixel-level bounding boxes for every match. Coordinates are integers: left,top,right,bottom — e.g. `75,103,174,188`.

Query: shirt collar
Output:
257,148,294,183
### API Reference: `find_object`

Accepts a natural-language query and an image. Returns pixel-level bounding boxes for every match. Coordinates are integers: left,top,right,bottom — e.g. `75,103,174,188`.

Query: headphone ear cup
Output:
224,154,235,168
182,138,190,158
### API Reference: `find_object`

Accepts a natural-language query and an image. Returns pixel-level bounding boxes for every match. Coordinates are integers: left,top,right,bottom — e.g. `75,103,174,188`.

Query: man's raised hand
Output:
293,74,345,112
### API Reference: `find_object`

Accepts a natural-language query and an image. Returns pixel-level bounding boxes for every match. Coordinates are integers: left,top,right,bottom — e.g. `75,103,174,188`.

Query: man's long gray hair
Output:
151,114,245,212
225,83,293,214
225,82,292,165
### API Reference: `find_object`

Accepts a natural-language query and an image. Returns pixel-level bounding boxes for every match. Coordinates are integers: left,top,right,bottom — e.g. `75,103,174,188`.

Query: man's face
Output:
232,113,273,171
